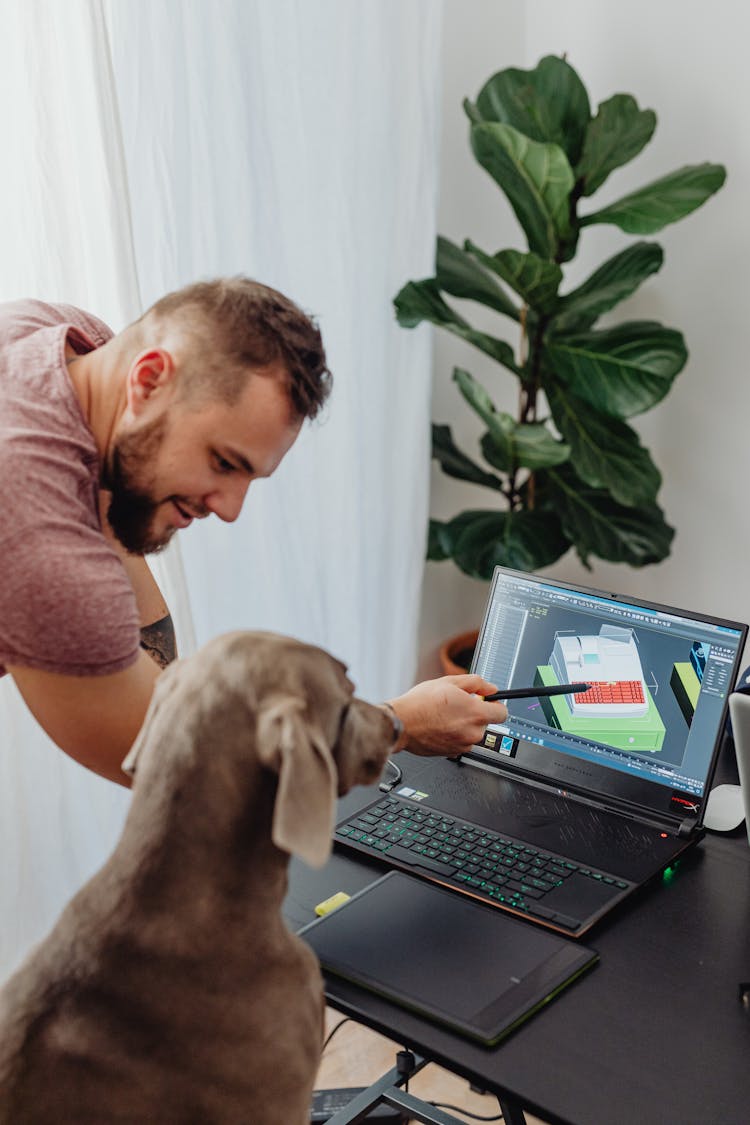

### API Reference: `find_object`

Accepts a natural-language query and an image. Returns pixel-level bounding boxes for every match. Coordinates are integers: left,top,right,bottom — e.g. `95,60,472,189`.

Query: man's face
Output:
104,370,301,554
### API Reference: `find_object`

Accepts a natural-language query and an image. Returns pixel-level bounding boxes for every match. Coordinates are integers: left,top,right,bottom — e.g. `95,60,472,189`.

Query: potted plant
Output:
394,54,726,671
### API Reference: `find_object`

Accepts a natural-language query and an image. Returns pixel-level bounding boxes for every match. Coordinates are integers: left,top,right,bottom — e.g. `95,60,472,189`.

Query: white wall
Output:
418,0,750,676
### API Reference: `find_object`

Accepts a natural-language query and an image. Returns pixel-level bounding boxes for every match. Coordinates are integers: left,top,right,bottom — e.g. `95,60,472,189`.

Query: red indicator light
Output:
660,832,668,838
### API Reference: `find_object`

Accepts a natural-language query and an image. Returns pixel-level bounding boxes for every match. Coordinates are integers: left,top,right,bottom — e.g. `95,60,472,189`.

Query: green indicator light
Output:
662,861,681,884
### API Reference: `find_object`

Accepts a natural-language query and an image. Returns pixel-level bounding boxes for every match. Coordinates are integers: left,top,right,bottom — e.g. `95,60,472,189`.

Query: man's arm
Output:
99,490,177,669
114,551,176,667
8,651,161,787
8,550,174,785
388,674,509,756
139,614,177,670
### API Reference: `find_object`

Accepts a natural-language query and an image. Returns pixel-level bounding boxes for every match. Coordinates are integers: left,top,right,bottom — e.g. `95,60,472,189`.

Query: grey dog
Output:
0,631,400,1124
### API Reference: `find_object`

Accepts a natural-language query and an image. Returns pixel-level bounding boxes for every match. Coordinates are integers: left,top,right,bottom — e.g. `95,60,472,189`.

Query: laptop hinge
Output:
457,751,685,835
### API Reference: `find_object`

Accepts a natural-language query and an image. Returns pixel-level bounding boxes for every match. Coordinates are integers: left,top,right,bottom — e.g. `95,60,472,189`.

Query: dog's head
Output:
122,631,401,868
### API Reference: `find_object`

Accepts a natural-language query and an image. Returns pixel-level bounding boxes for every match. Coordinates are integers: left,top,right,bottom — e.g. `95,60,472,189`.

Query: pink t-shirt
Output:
0,300,140,676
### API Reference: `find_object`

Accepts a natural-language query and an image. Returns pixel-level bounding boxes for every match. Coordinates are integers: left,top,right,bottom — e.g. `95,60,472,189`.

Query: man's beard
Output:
103,414,174,555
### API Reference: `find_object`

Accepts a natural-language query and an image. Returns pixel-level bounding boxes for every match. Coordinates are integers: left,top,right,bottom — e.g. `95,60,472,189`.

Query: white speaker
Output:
725,692,750,845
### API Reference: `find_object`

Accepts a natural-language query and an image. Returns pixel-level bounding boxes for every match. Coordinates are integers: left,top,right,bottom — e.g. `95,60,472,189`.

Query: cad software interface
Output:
474,573,743,796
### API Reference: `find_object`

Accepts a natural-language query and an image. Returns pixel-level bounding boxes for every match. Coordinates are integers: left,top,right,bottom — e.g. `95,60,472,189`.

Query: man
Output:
0,278,507,786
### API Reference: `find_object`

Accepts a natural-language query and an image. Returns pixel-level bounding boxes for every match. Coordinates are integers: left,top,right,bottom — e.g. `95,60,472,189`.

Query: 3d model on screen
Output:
550,627,649,718
536,626,667,753
670,641,708,728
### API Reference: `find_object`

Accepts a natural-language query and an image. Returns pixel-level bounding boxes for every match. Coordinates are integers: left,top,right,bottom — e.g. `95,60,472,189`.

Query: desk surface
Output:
285,758,750,1125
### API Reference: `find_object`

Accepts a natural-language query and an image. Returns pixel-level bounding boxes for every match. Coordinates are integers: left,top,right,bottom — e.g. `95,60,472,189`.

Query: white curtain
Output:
0,0,195,977
106,0,442,702
0,0,442,979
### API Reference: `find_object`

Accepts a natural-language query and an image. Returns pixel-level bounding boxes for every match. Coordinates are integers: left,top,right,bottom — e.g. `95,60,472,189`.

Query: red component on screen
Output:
574,680,645,705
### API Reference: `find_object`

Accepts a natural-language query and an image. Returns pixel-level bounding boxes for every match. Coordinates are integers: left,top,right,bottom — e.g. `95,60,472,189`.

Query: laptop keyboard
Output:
336,794,630,933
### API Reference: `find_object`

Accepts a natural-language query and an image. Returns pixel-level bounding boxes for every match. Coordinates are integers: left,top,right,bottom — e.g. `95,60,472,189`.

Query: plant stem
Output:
523,314,548,424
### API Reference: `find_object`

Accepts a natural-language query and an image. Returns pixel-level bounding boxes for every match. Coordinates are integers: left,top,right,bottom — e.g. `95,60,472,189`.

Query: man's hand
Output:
388,675,508,757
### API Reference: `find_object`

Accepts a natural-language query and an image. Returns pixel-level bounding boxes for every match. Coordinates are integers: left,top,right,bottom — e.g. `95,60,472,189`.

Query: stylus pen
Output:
484,682,591,702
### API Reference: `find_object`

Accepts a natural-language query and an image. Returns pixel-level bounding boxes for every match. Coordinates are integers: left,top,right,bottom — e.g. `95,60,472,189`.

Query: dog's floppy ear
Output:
255,694,337,869
122,660,182,779
122,729,145,780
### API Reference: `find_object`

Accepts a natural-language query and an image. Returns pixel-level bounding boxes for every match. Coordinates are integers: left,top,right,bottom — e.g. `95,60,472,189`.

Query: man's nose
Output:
205,479,250,523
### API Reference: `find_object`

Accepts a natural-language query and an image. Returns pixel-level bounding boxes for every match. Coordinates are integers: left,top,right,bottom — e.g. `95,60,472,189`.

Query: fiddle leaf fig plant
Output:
395,55,726,579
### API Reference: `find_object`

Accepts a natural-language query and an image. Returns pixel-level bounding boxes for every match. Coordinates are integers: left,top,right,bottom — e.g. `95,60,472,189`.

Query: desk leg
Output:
322,1054,451,1124
381,1087,489,1123
323,1054,528,1125
497,1095,528,1125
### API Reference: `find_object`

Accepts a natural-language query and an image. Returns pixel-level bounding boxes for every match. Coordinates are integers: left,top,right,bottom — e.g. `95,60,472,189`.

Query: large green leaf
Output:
546,385,660,505
467,55,591,166
436,236,519,320
453,367,513,451
427,519,453,561
465,241,562,313
470,123,575,258
453,368,570,472
432,424,505,490
513,424,571,469
478,427,513,473
430,508,570,578
552,242,663,333
394,279,520,373
547,468,674,567
580,163,726,234
482,423,570,472
395,278,467,329
464,98,484,126
576,95,656,196
545,320,687,418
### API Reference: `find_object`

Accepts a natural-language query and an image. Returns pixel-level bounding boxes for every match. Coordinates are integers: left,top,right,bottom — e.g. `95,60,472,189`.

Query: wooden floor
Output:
314,1007,547,1124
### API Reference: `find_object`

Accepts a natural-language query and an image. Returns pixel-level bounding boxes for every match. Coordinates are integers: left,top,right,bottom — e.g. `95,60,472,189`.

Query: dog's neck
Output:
104,760,293,948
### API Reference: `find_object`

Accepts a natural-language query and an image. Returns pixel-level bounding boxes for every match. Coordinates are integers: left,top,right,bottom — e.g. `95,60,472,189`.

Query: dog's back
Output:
0,803,324,1124
0,632,398,1124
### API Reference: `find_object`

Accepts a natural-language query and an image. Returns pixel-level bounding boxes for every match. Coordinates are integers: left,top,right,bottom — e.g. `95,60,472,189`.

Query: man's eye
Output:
214,455,235,473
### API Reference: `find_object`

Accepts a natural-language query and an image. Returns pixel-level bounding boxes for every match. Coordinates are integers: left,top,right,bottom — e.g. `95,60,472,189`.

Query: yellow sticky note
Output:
314,891,351,917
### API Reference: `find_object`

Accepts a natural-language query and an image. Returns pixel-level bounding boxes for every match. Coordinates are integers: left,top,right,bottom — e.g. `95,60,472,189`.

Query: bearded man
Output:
0,278,506,785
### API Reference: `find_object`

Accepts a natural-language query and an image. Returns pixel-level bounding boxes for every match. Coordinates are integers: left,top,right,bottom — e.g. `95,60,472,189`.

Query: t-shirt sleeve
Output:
0,518,141,677
0,301,140,677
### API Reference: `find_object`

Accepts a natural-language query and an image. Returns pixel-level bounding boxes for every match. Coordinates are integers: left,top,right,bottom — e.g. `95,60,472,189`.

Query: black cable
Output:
321,1016,351,1052
379,758,402,793
428,1101,503,1121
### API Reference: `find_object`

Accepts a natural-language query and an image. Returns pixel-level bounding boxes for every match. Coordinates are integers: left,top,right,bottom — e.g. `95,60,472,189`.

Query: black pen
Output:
484,682,591,702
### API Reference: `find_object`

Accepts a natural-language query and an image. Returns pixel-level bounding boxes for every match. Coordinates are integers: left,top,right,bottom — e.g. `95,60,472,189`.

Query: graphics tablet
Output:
299,872,598,1046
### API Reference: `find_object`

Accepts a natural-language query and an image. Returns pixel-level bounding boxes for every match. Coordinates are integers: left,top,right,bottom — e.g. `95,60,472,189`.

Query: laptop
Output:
335,566,747,937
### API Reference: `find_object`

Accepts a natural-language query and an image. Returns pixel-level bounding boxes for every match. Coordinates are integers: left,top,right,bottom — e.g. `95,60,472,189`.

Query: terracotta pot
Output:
438,629,479,676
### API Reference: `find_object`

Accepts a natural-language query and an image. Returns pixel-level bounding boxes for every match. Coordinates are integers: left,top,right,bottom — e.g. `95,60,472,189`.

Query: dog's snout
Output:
332,698,400,795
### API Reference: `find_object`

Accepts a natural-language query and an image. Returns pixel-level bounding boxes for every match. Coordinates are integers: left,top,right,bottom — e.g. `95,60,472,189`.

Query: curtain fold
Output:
1,0,442,979
0,0,195,978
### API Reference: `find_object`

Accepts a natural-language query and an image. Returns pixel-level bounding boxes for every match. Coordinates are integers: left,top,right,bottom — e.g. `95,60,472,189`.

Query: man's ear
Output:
126,348,176,416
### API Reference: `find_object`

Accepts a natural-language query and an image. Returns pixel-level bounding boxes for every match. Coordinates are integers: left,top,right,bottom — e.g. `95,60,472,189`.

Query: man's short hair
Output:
142,277,332,420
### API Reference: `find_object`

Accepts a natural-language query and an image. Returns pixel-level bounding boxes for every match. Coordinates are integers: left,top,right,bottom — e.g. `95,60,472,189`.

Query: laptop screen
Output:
471,568,747,817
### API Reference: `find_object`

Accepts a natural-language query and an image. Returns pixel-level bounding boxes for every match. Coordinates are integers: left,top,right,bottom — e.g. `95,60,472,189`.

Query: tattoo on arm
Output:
140,615,177,669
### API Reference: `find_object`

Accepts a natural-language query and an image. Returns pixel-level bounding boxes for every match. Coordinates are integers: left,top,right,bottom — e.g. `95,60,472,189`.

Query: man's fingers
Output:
440,675,508,722
444,673,499,694
479,699,508,721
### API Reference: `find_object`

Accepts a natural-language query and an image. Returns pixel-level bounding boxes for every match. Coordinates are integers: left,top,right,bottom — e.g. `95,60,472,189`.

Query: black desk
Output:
286,761,750,1125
